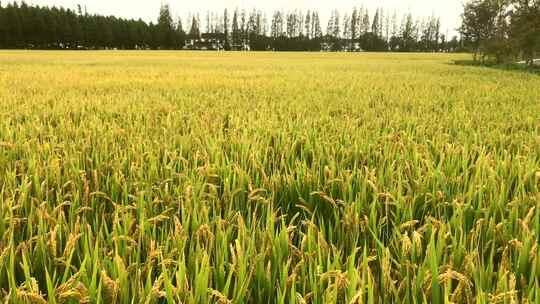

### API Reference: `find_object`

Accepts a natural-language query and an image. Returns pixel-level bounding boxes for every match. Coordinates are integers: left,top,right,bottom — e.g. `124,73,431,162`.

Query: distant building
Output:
321,39,363,52
231,40,251,51
184,33,226,51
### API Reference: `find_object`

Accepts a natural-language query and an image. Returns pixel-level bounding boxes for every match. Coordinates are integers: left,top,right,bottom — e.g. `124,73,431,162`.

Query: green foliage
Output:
0,2,461,52
461,0,540,65
0,2,186,50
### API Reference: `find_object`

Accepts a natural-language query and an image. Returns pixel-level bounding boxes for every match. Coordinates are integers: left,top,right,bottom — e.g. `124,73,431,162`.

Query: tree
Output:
434,18,441,51
189,16,200,39
240,9,247,46
232,8,240,49
157,4,174,48
343,13,351,42
223,9,231,50
332,10,340,38
510,0,540,66
400,13,416,52
361,10,370,35
6,3,23,48
351,7,358,47
271,11,284,39
287,12,295,38
304,10,311,39
368,8,388,51
248,9,267,51
378,9,385,39
420,16,440,52
460,0,508,62
206,11,213,34
372,9,380,37
384,12,391,45
176,17,186,49
312,11,322,39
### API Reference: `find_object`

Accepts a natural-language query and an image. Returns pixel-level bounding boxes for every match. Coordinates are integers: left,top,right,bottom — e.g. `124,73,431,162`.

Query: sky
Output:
13,0,464,36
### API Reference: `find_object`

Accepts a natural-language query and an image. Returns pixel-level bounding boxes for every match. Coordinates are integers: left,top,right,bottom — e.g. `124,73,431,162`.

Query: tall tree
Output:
232,8,240,49
460,0,507,62
361,10,370,35
510,0,540,66
176,17,186,49
188,16,200,39
240,9,247,45
351,7,358,44
223,9,231,50
327,10,340,38
206,11,211,34
343,13,351,41
400,13,416,51
372,9,381,37
304,10,311,39
157,4,174,48
312,11,322,38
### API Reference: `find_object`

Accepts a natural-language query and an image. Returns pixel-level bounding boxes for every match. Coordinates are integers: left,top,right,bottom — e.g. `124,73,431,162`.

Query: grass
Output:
453,59,540,75
0,50,539,303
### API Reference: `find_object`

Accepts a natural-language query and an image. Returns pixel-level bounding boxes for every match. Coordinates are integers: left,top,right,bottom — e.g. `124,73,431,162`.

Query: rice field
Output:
0,51,539,303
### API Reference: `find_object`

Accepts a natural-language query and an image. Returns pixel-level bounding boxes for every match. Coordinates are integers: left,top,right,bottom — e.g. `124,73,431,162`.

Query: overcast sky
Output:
13,0,464,35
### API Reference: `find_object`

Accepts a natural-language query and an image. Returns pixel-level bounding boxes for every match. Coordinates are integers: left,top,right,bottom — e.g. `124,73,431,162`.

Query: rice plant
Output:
0,51,538,303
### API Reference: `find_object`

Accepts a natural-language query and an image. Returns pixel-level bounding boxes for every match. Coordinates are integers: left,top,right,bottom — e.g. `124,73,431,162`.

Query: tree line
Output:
461,0,540,65
0,2,185,49
0,1,463,52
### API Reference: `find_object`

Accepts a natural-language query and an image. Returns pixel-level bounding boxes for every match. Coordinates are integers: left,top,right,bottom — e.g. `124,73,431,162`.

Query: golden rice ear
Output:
101,271,119,304
401,232,412,256
412,230,423,253
209,289,232,304
14,279,47,304
16,291,47,304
